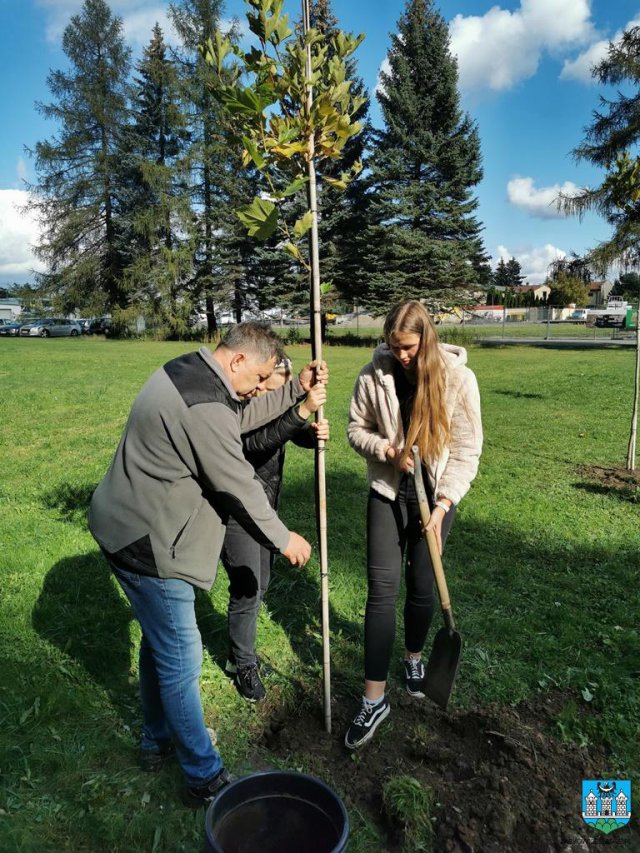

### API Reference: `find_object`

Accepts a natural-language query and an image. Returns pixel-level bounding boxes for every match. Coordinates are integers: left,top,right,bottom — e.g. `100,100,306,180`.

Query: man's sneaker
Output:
235,663,266,702
344,696,390,750
225,654,274,678
139,741,174,772
183,768,236,808
403,657,426,698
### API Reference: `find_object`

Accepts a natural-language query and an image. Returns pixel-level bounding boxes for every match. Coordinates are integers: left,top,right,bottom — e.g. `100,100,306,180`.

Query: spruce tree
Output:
27,0,131,315
358,0,487,311
505,257,524,287
120,23,195,336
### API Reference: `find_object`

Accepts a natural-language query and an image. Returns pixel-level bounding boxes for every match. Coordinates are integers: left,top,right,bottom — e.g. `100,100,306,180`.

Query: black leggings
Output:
364,476,456,682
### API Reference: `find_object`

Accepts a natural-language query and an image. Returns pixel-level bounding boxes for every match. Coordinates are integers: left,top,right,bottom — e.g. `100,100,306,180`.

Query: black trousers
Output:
221,517,274,668
364,475,456,682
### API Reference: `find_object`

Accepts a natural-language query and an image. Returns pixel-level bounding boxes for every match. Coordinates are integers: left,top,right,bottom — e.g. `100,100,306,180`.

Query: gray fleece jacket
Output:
88,347,306,589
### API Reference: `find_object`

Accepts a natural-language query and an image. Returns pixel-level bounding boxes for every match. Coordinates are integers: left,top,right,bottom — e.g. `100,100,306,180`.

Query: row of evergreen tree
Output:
27,0,490,337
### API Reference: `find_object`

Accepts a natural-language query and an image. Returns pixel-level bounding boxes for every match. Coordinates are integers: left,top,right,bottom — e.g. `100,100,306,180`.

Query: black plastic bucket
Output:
204,771,349,853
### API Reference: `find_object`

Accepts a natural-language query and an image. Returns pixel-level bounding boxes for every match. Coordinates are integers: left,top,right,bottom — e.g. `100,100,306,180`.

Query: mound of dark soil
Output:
577,465,639,502
255,688,638,852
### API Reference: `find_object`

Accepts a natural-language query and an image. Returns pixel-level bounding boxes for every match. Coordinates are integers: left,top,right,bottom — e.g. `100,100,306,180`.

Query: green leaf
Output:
242,136,266,170
273,177,308,198
321,175,348,191
236,197,278,240
282,242,303,262
293,210,314,239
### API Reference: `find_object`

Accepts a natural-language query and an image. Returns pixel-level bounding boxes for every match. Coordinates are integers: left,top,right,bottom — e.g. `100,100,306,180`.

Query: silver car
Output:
20,318,82,337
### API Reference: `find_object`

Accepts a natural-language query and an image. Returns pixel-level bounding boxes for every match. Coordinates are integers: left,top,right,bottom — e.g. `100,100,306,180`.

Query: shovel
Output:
411,446,462,710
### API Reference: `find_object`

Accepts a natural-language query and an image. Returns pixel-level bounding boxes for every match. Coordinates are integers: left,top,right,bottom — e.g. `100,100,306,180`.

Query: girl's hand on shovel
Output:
423,506,447,555
385,446,414,474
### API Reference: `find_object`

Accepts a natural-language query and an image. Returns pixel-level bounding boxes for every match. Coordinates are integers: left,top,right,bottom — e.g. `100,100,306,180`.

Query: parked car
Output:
0,319,22,336
19,318,83,337
88,317,112,334
568,309,588,321
74,318,91,334
594,315,625,328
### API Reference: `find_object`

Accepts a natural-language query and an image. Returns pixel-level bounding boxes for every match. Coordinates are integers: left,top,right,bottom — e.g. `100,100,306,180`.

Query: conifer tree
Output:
357,0,487,311
27,0,131,315
121,23,195,336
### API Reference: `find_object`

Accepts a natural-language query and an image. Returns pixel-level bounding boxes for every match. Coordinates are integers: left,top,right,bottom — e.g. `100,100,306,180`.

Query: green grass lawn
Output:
0,336,638,851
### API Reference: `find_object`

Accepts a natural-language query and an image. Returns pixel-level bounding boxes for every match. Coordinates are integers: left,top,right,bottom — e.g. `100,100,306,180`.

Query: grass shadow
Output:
40,482,97,526
573,481,639,503
195,586,230,672
32,551,138,720
493,389,545,400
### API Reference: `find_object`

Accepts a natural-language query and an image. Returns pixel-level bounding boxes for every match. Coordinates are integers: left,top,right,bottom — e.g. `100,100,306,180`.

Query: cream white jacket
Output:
347,343,483,505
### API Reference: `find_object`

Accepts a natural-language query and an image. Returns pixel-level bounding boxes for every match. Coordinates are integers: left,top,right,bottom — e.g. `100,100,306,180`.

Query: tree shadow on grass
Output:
493,389,545,400
32,551,138,721
573,481,639,504
40,482,97,526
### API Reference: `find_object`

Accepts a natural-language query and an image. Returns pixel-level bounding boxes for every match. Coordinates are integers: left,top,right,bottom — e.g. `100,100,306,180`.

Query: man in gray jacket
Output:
89,322,326,806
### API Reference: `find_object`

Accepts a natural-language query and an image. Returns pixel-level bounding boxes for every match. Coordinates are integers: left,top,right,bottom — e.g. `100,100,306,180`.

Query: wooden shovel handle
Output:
411,446,456,631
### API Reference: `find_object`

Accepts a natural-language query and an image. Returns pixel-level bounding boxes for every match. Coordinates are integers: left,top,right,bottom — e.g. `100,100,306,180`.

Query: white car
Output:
19,318,82,337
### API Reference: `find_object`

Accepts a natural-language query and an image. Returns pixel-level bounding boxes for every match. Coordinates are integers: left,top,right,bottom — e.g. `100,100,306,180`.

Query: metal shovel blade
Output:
423,626,462,711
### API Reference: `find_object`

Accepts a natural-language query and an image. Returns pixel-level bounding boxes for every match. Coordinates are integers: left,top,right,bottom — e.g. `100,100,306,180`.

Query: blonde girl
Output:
344,300,482,749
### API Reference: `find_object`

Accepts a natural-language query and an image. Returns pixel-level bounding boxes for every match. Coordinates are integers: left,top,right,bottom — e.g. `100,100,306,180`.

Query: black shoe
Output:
225,654,274,678
344,696,390,750
403,657,426,698
234,663,266,702
139,742,174,772
183,768,236,808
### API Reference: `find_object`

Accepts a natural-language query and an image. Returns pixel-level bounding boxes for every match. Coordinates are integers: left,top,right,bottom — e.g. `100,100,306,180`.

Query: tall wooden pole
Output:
302,0,332,732
626,294,640,471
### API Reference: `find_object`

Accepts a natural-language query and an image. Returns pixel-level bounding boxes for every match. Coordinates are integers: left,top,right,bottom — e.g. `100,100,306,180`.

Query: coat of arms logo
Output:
582,780,631,834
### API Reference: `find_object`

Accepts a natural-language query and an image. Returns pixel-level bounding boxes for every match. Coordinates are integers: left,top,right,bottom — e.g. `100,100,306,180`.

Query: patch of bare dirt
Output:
255,687,639,852
577,465,639,502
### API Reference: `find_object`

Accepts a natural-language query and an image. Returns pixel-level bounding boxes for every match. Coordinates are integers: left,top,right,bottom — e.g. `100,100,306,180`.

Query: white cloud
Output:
122,7,179,49
37,1,178,48
449,0,595,93
507,176,580,219
560,17,640,84
494,242,566,283
0,191,45,278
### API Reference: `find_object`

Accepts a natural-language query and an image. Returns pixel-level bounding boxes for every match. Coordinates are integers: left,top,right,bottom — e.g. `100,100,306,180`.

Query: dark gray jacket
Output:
88,347,306,589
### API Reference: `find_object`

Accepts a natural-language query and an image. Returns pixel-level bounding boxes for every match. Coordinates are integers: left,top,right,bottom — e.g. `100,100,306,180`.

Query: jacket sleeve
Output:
291,423,316,449
436,370,483,505
183,402,290,552
239,377,306,433
242,404,309,455
347,367,391,462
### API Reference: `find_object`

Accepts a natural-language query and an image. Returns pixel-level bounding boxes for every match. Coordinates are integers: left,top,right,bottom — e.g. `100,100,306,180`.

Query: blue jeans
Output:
110,564,223,786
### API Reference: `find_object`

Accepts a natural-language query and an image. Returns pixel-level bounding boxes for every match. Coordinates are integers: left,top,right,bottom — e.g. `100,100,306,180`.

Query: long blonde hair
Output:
383,300,450,465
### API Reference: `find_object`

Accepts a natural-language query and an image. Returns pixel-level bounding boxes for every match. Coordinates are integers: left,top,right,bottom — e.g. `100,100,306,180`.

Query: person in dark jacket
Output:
221,358,330,702
88,323,328,807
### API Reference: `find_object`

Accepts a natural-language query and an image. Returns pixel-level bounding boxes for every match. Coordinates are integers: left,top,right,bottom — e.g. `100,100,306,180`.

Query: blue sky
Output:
1,0,639,285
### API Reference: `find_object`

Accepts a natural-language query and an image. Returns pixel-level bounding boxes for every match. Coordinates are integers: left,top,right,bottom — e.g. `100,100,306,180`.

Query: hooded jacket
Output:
347,343,482,505
88,347,306,589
